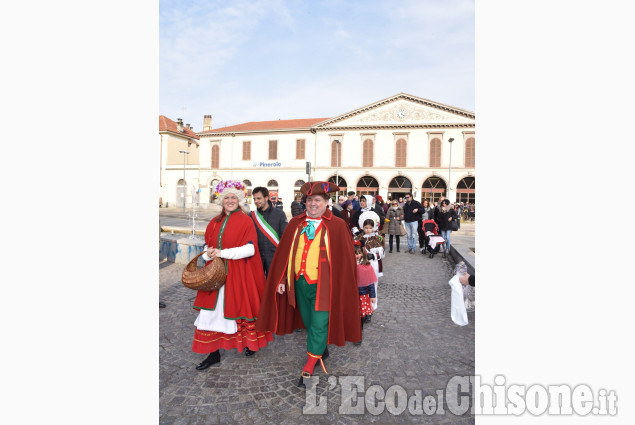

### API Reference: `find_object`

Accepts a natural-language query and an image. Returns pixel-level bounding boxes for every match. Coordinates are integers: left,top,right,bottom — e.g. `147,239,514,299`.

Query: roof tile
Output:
159,115,200,139
199,118,330,133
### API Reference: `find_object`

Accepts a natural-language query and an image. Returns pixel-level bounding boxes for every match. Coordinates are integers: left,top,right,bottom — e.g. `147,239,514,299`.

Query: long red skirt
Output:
192,319,273,354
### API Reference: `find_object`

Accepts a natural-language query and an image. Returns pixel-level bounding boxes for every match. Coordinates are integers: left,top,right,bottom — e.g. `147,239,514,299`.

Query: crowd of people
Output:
182,179,472,386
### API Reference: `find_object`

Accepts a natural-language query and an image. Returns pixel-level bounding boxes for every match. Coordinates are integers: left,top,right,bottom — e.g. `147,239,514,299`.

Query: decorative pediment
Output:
315,93,474,129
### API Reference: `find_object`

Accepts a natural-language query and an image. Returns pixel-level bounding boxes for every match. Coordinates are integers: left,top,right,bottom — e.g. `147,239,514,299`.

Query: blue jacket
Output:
358,283,376,298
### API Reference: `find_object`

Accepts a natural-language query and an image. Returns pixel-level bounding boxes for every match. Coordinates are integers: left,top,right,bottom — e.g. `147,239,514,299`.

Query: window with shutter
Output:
362,139,373,167
243,141,251,160
296,139,305,159
429,138,441,167
465,138,475,167
211,145,220,168
395,139,406,167
269,140,277,160
331,141,341,167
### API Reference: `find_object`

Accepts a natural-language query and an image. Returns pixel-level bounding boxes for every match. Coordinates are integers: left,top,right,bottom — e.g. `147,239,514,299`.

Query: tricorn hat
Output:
300,181,340,196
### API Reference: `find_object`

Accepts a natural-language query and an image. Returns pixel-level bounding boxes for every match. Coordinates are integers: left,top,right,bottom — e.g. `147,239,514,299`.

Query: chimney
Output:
176,118,184,132
186,123,191,130
203,114,212,131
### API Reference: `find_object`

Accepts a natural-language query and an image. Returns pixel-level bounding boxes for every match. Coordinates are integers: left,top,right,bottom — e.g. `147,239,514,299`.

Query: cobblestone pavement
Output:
160,239,475,425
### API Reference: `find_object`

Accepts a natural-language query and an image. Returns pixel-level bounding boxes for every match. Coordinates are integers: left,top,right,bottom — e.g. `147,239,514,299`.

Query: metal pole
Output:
448,138,454,202
179,150,190,212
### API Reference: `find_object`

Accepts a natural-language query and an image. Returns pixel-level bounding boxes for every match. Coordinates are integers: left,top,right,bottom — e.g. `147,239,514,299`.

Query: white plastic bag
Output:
449,274,468,326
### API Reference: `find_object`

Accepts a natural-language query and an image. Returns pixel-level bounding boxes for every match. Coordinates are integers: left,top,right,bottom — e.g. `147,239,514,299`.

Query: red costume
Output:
255,208,362,345
191,209,273,353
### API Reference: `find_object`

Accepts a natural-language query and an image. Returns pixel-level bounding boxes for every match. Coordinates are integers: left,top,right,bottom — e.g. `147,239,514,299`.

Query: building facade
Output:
159,115,200,208
161,93,475,210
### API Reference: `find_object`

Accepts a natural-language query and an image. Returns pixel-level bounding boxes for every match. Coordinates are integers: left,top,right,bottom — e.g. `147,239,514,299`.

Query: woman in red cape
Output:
191,182,273,371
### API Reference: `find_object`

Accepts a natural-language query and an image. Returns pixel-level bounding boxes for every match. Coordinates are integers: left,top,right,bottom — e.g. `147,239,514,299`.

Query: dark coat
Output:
290,201,305,217
437,208,458,231
255,208,362,345
250,202,288,274
403,199,424,223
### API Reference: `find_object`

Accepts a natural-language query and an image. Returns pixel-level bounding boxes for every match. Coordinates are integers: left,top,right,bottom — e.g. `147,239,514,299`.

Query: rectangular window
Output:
331,141,341,167
362,139,374,167
395,139,407,167
211,145,219,168
465,138,475,167
296,139,305,159
429,139,441,168
269,140,278,160
242,141,251,160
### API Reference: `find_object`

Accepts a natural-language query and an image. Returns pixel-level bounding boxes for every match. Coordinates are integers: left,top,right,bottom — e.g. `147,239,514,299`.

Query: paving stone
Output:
160,237,474,424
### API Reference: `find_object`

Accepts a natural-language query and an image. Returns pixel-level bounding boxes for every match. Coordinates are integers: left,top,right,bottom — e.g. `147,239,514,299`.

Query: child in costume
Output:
354,242,376,344
355,217,384,315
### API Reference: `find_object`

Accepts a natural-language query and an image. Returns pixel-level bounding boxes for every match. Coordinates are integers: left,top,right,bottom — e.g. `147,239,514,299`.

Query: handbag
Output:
181,252,227,292
451,217,460,231
399,221,407,236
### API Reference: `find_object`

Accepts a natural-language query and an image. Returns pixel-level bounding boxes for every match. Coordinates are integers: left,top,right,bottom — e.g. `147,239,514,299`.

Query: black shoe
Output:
322,346,329,361
396,248,400,252
366,314,372,323
196,350,220,370
159,302,166,308
244,347,256,357
389,249,393,253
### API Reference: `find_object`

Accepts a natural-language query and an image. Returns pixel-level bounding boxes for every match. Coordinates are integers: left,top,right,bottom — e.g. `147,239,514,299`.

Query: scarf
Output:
300,219,321,240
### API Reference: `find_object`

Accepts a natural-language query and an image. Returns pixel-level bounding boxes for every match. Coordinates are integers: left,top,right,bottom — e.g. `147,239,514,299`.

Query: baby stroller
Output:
422,219,446,258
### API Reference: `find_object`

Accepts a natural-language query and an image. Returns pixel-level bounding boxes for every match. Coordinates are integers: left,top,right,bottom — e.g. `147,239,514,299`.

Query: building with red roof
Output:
160,93,475,211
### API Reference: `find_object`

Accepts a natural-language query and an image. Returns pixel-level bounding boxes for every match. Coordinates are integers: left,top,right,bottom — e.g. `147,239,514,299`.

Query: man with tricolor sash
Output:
250,186,288,278
256,181,361,387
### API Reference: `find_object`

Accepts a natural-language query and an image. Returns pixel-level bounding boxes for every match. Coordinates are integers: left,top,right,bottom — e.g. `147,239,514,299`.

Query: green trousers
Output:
295,275,329,355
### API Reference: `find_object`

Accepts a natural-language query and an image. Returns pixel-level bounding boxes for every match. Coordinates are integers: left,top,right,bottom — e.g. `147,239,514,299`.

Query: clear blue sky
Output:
160,0,474,130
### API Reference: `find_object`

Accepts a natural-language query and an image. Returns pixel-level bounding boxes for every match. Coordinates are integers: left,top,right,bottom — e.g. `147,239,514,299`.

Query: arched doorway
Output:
209,178,220,203
422,177,446,205
177,178,187,208
294,179,305,198
243,179,253,204
456,177,475,204
356,176,379,196
267,179,279,202
327,175,347,199
387,176,412,202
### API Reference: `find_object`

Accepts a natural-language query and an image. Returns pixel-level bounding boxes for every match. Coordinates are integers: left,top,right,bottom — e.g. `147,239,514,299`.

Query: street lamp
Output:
334,140,341,196
179,149,190,212
447,138,454,202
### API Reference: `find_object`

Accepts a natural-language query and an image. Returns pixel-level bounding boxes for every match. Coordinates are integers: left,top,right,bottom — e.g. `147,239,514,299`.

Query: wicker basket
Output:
181,252,227,292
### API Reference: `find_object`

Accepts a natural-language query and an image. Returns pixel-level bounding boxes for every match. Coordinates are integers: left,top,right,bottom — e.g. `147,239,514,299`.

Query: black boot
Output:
196,350,220,370
244,347,256,357
354,318,364,345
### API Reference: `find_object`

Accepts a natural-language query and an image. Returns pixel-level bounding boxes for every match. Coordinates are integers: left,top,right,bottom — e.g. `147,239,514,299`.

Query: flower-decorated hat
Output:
214,179,247,204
